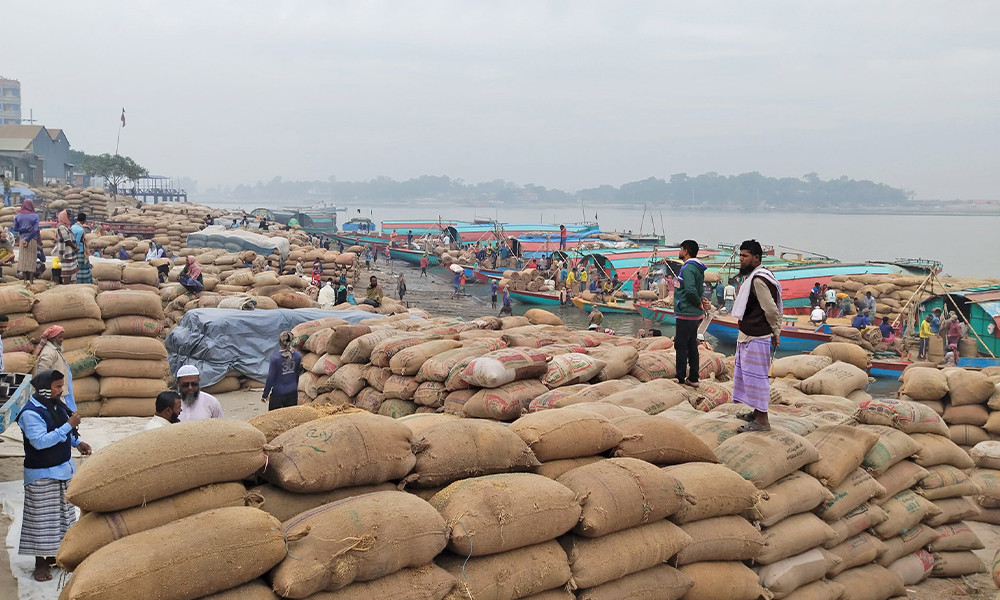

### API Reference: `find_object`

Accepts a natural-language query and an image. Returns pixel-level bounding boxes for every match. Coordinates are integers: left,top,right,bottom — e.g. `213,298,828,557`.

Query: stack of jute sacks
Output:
828,273,999,324
282,246,363,284
288,308,728,421
21,185,112,221
0,284,39,372
897,365,1000,451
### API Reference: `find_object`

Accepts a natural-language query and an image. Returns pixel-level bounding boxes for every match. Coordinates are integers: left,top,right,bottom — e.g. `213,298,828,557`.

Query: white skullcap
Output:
176,365,200,378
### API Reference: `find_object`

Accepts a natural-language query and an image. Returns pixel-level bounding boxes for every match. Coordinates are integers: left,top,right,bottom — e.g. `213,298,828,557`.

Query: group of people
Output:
11,200,93,285
918,307,965,362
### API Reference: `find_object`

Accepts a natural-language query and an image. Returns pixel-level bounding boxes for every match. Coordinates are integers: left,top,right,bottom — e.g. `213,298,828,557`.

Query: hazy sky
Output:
7,1,999,198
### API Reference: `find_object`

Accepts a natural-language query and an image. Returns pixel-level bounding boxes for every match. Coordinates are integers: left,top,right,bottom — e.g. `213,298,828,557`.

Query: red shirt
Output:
420,257,428,267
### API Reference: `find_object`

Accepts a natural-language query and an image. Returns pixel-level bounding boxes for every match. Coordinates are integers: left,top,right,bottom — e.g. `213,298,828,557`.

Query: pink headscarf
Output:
57,210,71,228
185,255,201,279
18,199,34,214
34,325,66,356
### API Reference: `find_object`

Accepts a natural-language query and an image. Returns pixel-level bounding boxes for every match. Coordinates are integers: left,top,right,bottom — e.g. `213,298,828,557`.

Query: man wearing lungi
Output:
18,370,92,581
731,240,783,433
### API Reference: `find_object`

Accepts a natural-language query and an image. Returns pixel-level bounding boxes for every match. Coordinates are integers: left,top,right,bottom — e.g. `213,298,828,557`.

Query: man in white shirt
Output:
810,306,827,325
824,286,839,317
723,279,737,313
317,278,337,307
175,365,224,421
144,391,183,430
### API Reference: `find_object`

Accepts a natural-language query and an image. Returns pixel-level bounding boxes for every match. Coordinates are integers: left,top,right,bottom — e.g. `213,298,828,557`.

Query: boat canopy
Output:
919,285,1000,358
578,249,666,284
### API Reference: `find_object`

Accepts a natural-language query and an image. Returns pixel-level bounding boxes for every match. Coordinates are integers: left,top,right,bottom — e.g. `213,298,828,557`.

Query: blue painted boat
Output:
571,297,638,315
706,316,833,353
389,247,440,266
509,289,564,306
636,304,677,325
457,264,505,283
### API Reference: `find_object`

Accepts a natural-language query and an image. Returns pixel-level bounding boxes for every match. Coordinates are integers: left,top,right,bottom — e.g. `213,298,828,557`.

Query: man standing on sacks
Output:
731,239,783,433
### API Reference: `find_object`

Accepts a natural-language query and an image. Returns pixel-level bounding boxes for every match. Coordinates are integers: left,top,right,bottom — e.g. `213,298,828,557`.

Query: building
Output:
0,125,72,185
0,78,21,124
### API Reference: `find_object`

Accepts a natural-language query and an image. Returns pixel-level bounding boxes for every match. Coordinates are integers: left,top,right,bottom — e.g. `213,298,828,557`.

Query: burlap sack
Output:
713,429,821,488
675,515,765,565
559,520,692,589
887,550,935,585
928,522,984,552
57,482,249,570
382,374,420,400
249,483,396,522
831,565,906,600
459,348,549,388
32,286,101,323
814,468,887,522
926,497,981,527
437,540,571,600
198,580,279,600
859,424,923,477
89,335,167,360
289,565,458,600
341,329,403,363
802,425,880,487
430,473,579,556
611,414,716,465
575,564,693,600
63,507,285,600
402,420,539,488
855,398,948,436
824,503,889,548
664,462,760,524
554,379,640,406
826,532,887,576
878,525,940,567
331,363,367,396
272,492,447,597
918,464,981,500
589,345,639,382
96,289,165,319
534,456,605,480
463,379,549,421
66,420,266,512
264,414,416,493
679,562,767,600
770,354,834,379
756,548,840,599
93,358,168,379
756,512,837,565
628,351,677,382
415,346,489,382
810,342,870,370
370,333,442,368
510,409,624,462
99,376,167,398
899,367,949,401
797,362,869,397
746,470,834,527
874,460,928,502
971,441,1000,469
541,353,605,388
557,458,689,537
946,369,995,406
389,340,463,376
911,433,975,469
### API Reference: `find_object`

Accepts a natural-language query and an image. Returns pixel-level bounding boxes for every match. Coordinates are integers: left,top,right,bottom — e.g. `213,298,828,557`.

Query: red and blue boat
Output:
705,315,833,354
636,304,677,325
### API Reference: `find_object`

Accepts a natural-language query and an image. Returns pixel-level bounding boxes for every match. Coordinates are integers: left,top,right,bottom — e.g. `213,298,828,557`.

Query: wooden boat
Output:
636,304,677,325
458,264,505,283
571,297,637,315
705,316,833,353
509,289,564,306
389,247,440,266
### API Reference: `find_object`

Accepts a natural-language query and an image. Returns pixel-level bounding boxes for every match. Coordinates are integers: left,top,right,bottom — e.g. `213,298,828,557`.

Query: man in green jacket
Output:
674,239,709,387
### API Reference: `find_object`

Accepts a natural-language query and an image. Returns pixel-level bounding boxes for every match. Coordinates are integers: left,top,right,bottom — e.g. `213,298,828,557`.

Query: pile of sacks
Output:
106,202,222,254
0,284,170,418
829,273,999,323
897,365,1000,451
45,186,110,220
283,246,362,284
498,268,555,293
288,308,728,419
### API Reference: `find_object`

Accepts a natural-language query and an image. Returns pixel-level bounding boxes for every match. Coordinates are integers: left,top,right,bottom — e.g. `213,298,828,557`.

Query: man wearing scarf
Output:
33,325,77,411
55,210,79,284
18,370,92,581
731,239,783,433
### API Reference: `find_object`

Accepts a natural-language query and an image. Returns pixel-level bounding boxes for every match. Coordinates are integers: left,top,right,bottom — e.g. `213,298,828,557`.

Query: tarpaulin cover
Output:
165,308,395,387
186,225,291,260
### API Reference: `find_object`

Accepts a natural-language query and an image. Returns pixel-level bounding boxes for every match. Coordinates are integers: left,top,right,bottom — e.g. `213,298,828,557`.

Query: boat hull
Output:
571,297,638,315
509,290,564,306
705,317,831,353
389,248,440,266
636,305,677,325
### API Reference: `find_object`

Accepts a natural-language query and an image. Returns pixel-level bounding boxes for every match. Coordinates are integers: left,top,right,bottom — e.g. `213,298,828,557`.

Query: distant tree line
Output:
69,149,148,196
219,171,911,208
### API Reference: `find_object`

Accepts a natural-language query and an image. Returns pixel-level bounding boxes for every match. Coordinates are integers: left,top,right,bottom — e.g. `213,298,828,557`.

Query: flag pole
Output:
115,108,125,155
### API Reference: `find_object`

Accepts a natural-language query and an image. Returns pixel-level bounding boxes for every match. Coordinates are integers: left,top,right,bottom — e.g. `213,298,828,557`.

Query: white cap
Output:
697,333,705,341
176,365,200,378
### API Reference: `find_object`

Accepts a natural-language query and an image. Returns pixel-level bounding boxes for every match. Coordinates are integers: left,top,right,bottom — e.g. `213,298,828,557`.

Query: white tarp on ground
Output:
186,226,290,260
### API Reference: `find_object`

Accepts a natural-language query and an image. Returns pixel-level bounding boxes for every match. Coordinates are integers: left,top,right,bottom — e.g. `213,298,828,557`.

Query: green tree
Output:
80,153,148,197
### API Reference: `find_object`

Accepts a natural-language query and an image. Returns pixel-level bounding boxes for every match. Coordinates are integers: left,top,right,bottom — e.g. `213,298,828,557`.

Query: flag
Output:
120,108,126,127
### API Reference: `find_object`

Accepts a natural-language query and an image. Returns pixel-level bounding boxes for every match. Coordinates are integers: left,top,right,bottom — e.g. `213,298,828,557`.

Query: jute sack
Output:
398,412,462,437
814,468,887,522
931,550,987,577
89,335,167,360
64,349,98,378
589,345,639,382
971,468,1000,501
830,564,905,600
2,351,34,373
928,523,984,552
926,497,981,527
411,381,450,408
757,513,837,565
415,346,488,382
679,562,767,600
311,353,342,376
898,367,949,401
57,482,249,570
755,548,840,600
402,420,539,488
376,398,418,418
437,540,571,600
803,425,880,488
557,458,689,537
264,413,416,493
510,409,624,462
971,441,1000,469
249,483,396,523
463,379,549,421
946,369,995,405
289,565,458,600
0,285,33,313
554,379,640,406
559,520,692,589
4,312,38,337
29,317,105,341
303,328,335,355
389,340,463,376
94,359,168,379
330,363,367,396
526,385,591,412
382,375,419,400
918,464,981,500
810,342,870,370
713,429,820,488
96,290,165,319
628,351,677,382
99,397,156,418
746,470,834,527
944,403,989,426
99,376,167,398
459,348,549,388
363,365,392,391
824,503,889,548
664,462,760,524
859,424,923,477
524,308,563,326
72,377,100,402
887,549,935,585
826,532,886,576
770,354,834,379
675,515,765,565
66,420,266,512
611,415,717,465
878,525,940,567
566,402,645,420
121,264,159,286
369,333,442,368
534,456,605,480
874,460,928,502
430,473,580,556
198,580,279,599
797,362,869,397
247,404,361,442
273,492,447,597
575,565,693,600
541,353,605,388
855,398,948,436
341,329,404,363
62,507,285,600
325,323,372,354
32,286,101,323
911,433,975,469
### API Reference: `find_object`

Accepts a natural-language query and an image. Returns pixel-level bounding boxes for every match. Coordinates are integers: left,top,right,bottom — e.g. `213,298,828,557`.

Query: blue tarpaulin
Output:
165,308,391,387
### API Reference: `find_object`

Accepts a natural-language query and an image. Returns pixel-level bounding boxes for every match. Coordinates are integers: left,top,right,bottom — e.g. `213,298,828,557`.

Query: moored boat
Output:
705,315,832,353
509,289,564,306
389,247,440,266
636,304,677,325
570,297,638,315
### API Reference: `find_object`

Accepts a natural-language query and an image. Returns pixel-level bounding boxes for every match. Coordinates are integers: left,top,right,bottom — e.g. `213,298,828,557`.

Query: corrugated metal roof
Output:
0,138,32,152
0,124,42,140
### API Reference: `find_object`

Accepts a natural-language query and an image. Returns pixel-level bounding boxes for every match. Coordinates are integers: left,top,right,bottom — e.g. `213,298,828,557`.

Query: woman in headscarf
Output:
178,255,204,293
34,325,77,412
117,245,129,260
311,259,323,286
12,199,40,282
73,213,92,284
56,210,79,284
18,369,92,582
261,331,302,411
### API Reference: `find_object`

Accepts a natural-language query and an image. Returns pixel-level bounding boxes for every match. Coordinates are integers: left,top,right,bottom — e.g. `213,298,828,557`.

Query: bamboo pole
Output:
934,272,996,359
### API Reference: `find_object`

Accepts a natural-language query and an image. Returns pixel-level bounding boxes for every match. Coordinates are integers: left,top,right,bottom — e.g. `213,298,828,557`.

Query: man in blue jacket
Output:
674,240,709,387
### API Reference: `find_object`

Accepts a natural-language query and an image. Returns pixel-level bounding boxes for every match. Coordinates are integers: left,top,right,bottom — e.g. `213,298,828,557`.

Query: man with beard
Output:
731,239,783,433
144,391,183,430
674,239,709,388
175,365,224,421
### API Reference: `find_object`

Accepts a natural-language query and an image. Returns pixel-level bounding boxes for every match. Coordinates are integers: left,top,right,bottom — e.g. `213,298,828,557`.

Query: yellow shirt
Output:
579,270,589,283
919,320,932,338
566,272,577,285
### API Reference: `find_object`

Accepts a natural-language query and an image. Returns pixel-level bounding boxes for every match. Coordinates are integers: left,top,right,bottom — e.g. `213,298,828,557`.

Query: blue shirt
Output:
263,350,302,397
347,294,356,305
879,322,894,338
491,282,498,296
71,223,86,248
852,315,871,329
930,315,941,334
19,398,80,486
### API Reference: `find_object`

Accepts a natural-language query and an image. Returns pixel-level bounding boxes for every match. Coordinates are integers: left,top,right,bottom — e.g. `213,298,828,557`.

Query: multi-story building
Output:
0,78,21,125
